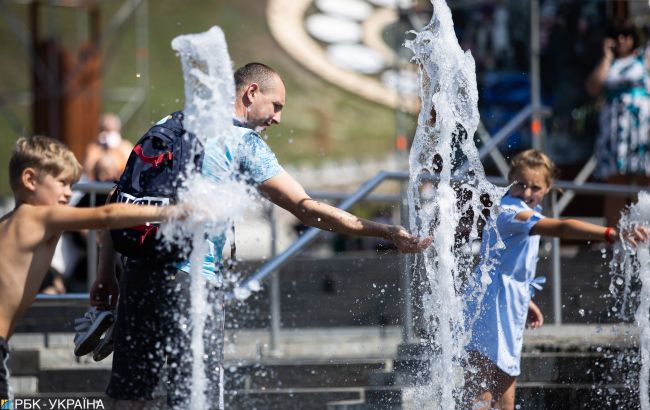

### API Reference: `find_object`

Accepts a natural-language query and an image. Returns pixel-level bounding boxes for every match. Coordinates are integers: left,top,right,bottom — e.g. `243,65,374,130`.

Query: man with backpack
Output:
88,62,431,410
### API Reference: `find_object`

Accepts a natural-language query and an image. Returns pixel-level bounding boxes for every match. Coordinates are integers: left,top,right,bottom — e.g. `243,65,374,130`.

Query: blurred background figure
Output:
45,114,131,294
82,113,133,181
586,20,650,226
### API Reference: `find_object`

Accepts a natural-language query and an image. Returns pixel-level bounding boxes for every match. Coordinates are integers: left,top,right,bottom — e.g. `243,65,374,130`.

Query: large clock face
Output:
267,0,421,114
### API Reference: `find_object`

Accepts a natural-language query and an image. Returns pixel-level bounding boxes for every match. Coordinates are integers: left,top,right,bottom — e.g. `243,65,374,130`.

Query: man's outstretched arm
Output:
258,171,431,253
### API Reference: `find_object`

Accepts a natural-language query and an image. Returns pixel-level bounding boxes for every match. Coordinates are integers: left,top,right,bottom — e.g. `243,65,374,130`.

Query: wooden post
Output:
31,2,102,162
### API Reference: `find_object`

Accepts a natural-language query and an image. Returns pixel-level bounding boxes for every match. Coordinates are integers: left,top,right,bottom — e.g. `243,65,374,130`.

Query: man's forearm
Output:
298,199,389,238
97,230,117,280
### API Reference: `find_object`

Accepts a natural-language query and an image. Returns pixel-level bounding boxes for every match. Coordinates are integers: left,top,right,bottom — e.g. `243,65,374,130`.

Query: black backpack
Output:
110,111,204,261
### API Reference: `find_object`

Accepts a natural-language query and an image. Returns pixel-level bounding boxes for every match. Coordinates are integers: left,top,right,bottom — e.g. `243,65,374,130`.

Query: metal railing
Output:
64,181,402,290
33,103,647,349
241,173,650,347
36,103,543,291
70,182,114,289
234,171,407,291
49,174,650,339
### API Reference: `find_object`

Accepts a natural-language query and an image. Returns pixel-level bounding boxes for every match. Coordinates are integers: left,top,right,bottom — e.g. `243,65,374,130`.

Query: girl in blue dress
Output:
464,149,650,410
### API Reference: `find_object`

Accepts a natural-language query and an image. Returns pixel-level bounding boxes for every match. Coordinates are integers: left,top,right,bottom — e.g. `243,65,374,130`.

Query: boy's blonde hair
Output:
9,135,82,192
508,149,559,187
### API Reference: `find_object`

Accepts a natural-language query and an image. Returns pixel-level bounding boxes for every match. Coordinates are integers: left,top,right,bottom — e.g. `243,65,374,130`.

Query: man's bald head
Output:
234,63,283,94
234,63,286,132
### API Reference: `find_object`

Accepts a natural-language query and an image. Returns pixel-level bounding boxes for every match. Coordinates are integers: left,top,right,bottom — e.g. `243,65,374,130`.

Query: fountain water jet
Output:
405,0,506,407
156,26,257,409
609,192,650,409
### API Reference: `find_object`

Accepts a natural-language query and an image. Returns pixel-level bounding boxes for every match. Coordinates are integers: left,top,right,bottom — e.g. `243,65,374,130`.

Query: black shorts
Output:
0,337,10,399
106,259,225,408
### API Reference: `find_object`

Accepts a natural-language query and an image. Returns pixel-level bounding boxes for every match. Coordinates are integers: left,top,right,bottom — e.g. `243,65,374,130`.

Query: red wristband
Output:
604,227,615,244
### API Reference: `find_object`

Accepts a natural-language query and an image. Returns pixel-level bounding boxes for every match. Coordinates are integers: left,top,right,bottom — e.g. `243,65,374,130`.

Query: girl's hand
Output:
526,300,544,329
620,225,650,247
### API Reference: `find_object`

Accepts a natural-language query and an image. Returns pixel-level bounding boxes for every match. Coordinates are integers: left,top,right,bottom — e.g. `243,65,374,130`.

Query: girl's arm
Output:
527,300,544,329
528,214,612,241
517,211,650,245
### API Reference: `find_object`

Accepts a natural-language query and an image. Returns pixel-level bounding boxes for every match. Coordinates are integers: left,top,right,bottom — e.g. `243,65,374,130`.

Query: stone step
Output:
16,247,632,334
327,384,641,410
230,360,388,390
11,336,643,394
224,388,361,410
37,369,111,393
9,376,38,395
29,350,636,394
8,349,40,376
8,326,402,366
520,351,639,385
386,352,639,387
516,383,640,410
32,360,388,393
36,388,359,410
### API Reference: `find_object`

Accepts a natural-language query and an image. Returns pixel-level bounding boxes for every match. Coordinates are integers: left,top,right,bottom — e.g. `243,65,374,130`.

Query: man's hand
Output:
90,275,119,311
386,225,432,253
526,300,544,329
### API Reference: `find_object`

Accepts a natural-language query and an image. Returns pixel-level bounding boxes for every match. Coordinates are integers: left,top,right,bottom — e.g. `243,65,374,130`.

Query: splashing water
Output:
158,26,256,409
406,0,506,406
609,192,650,409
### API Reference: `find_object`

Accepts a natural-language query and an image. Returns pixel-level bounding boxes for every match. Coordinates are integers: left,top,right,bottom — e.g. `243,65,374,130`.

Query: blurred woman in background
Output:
587,20,650,226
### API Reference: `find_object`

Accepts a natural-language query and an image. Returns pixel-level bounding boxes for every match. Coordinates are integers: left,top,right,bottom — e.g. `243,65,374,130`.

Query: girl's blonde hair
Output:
508,149,559,187
9,135,82,192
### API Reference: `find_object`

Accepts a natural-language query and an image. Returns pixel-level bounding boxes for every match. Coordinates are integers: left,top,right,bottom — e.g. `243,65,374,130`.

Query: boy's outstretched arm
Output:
41,203,174,234
258,171,432,253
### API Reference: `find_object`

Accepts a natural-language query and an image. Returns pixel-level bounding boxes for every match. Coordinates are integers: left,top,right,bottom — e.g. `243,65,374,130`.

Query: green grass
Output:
0,0,403,197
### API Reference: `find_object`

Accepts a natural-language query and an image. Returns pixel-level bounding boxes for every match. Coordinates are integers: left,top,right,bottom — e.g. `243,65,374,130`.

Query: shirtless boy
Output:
0,135,175,399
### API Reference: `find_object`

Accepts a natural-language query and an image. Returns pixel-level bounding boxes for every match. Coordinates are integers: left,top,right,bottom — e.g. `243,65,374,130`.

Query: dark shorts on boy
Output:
106,258,225,408
0,337,10,399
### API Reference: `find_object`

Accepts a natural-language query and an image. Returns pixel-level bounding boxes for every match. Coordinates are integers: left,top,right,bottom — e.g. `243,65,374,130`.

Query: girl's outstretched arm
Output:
517,211,650,245
529,215,613,241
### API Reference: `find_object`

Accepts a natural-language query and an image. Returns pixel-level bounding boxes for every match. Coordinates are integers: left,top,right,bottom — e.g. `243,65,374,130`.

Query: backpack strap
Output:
165,111,186,134
130,224,159,245
133,145,173,167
